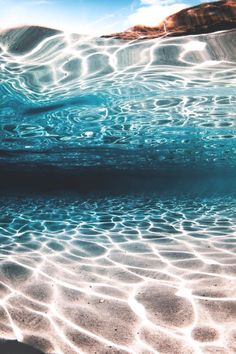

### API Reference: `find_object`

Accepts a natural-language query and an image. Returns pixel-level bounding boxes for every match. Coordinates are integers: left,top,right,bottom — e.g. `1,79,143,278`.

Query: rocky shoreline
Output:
102,0,236,40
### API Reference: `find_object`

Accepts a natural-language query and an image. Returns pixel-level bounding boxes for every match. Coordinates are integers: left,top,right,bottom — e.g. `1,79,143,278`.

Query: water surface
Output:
0,27,236,353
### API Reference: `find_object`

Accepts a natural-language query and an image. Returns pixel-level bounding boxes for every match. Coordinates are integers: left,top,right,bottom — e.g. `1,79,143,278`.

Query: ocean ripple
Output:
0,27,236,170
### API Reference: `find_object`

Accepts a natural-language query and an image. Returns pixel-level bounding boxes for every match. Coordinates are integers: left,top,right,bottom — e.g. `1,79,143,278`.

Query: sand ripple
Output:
0,194,235,353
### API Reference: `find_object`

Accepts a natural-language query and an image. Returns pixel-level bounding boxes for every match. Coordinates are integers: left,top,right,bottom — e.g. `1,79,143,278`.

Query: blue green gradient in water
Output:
0,26,236,353
0,27,236,172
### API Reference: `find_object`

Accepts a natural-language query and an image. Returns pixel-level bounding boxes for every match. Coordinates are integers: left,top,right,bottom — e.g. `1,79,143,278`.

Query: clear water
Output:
0,28,236,171
0,28,236,353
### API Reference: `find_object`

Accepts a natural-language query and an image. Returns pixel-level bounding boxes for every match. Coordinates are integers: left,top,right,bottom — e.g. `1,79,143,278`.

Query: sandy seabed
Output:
0,20,236,354
0,194,235,354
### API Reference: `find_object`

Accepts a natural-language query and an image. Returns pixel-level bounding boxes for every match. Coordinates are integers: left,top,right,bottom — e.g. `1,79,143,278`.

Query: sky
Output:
0,0,217,35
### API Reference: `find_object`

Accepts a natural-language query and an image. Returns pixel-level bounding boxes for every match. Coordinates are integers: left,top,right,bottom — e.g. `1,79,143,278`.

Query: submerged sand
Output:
0,194,235,353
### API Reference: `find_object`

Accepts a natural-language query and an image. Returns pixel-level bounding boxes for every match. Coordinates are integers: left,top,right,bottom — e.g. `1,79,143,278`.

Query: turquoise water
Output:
0,27,236,353
0,28,236,172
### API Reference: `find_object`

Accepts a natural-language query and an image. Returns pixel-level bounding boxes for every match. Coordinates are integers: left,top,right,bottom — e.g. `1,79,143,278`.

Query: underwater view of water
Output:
0,27,236,353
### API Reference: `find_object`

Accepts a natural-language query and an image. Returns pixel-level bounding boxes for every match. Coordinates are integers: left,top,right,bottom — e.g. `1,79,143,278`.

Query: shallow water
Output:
0,194,236,353
0,28,236,171
0,27,236,353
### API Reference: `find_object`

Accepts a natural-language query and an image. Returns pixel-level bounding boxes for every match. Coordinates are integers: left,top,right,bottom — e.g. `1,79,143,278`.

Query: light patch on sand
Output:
0,195,235,353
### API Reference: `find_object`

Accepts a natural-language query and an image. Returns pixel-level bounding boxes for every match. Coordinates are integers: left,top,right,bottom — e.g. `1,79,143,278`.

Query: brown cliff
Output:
103,0,236,40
